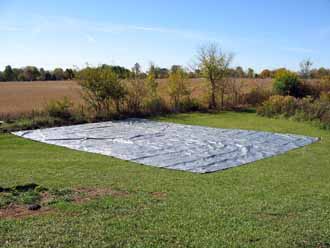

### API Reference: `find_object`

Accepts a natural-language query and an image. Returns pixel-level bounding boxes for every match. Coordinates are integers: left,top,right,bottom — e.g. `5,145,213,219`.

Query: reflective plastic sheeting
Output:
13,119,319,173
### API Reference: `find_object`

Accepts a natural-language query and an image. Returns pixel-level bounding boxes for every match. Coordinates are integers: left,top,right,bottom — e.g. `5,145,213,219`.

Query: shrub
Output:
145,97,169,114
77,67,126,117
311,94,330,120
299,80,321,98
320,92,330,102
46,97,73,120
281,95,299,116
168,68,191,112
180,98,203,112
0,116,56,133
244,87,272,106
321,76,330,93
320,111,330,129
125,78,147,115
273,69,302,97
258,94,330,129
257,95,298,117
146,70,158,98
295,96,314,120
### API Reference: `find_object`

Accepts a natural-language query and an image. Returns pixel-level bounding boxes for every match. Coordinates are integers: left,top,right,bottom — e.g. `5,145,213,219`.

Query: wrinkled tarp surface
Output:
13,119,318,173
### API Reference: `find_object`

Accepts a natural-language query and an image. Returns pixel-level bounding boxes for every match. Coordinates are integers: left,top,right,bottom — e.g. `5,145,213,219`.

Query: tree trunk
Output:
220,87,224,110
210,81,217,109
115,100,120,114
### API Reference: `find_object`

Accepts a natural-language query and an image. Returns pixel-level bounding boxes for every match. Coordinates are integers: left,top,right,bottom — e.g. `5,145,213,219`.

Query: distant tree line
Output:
1,59,330,82
0,65,75,82
259,67,330,79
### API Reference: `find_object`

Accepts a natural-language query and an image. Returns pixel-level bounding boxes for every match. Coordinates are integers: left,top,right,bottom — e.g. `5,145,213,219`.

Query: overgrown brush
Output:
0,98,88,133
257,94,330,129
243,86,272,107
77,66,126,118
45,97,73,120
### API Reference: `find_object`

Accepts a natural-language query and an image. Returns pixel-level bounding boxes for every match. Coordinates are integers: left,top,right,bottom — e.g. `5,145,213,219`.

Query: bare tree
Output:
196,43,233,109
299,58,313,79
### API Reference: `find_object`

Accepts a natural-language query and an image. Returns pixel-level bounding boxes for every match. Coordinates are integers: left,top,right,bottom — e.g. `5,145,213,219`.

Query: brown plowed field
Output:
0,78,273,117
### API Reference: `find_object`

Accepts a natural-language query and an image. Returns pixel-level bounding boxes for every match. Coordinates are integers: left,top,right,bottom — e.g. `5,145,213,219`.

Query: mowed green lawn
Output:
1,112,330,247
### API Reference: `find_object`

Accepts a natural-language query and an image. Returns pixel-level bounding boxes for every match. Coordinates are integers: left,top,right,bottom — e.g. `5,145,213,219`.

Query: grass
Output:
1,112,330,247
0,189,41,209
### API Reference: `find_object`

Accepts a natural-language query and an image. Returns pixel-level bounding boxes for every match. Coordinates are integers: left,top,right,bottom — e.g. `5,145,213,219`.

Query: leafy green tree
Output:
0,71,3,81
194,69,201,78
3,65,14,81
227,68,237,78
17,71,25,81
38,68,46,81
64,69,75,80
23,66,40,81
154,67,169,79
78,66,126,116
101,64,130,79
273,69,302,97
260,69,272,78
23,67,33,81
170,65,182,73
235,66,245,78
53,68,65,80
247,68,255,78
311,67,330,79
45,71,53,81
168,67,190,111
12,68,22,81
197,43,233,109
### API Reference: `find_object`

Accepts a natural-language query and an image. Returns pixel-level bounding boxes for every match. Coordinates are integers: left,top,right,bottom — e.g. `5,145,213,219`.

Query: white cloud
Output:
3,15,212,42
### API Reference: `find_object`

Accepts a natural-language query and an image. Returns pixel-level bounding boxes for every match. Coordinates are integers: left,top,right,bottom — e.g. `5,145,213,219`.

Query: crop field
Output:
0,81,83,117
0,78,272,117
1,112,330,247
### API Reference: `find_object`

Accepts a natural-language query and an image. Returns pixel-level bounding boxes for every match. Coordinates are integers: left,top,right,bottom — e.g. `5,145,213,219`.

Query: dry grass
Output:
0,78,273,117
158,78,272,100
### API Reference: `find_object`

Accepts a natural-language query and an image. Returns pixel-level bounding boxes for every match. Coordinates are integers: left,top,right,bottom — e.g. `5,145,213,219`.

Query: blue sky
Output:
1,0,329,72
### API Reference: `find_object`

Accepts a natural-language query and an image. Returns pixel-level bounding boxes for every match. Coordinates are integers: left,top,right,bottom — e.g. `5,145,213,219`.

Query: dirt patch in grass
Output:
150,192,167,199
0,184,129,219
254,211,298,222
0,204,53,219
70,188,129,204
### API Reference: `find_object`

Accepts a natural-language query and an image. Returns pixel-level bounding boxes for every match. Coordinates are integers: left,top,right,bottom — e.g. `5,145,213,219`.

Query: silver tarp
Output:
13,119,318,173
